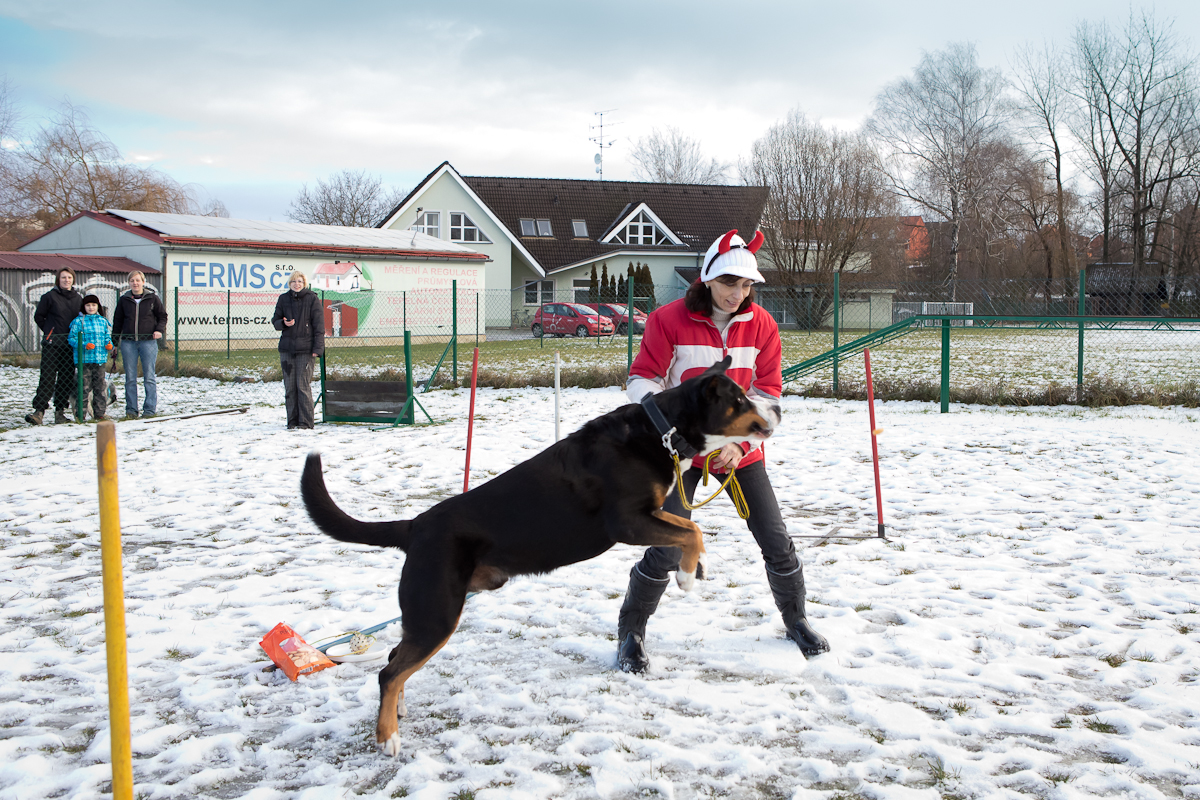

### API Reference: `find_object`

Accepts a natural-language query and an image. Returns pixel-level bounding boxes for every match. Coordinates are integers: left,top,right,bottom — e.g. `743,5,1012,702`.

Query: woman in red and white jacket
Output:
617,230,830,673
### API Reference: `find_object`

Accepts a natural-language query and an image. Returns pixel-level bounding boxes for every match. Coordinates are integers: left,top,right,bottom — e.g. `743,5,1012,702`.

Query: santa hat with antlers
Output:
700,229,765,284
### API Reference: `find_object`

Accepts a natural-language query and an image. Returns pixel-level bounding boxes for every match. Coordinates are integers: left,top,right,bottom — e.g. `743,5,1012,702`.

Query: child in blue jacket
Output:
67,294,114,420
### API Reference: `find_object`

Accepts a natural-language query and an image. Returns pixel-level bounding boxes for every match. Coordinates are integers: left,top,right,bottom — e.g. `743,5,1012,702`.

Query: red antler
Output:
718,229,737,254
746,230,764,253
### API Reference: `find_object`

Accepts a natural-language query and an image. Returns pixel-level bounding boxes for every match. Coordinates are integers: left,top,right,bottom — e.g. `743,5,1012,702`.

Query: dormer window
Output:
611,211,672,245
519,218,553,237
571,220,588,238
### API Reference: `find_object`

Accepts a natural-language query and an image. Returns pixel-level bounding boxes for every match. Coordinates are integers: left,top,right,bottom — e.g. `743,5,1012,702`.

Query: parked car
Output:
531,303,615,337
583,302,648,335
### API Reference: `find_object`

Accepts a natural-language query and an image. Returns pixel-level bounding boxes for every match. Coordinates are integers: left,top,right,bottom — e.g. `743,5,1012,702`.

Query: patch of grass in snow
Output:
1172,619,1196,635
1129,651,1157,662
1099,653,1127,668
1042,769,1076,785
1083,717,1120,734
854,602,872,612
949,699,973,716
1052,715,1072,728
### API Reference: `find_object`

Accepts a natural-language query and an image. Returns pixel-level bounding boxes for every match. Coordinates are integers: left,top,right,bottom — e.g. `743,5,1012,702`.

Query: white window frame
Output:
519,219,537,236
572,278,591,303
536,219,553,237
524,279,554,305
600,203,683,246
449,211,492,244
409,211,441,238
571,219,588,238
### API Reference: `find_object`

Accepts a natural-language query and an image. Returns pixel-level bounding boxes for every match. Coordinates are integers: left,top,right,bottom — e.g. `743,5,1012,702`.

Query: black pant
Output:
81,363,107,418
636,459,800,580
281,352,315,428
32,340,75,412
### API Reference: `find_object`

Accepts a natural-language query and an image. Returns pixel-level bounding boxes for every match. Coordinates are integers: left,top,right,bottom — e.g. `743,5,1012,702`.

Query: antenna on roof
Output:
589,110,619,182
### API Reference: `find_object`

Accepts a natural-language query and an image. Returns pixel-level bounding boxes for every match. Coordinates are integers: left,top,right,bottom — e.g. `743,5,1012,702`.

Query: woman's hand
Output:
710,442,745,472
283,317,295,327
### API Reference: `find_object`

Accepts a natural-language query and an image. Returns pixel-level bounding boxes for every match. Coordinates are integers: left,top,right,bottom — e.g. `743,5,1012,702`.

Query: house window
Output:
524,280,554,305
614,211,670,245
519,219,554,237
572,220,588,238
410,211,440,238
450,212,491,243
573,278,591,303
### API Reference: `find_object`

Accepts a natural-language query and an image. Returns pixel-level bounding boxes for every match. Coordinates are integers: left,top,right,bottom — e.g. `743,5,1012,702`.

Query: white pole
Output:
554,351,561,442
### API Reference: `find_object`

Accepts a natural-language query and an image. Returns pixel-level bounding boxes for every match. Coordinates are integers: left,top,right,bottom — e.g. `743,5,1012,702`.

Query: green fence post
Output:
627,275,634,373
452,279,458,386
940,317,950,413
832,273,840,395
226,289,231,360
75,334,84,422
1077,267,1085,401
173,288,179,372
403,330,415,424
319,351,327,421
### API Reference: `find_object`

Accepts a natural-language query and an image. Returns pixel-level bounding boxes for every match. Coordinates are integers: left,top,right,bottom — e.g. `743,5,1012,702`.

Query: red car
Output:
532,303,615,337
583,302,648,335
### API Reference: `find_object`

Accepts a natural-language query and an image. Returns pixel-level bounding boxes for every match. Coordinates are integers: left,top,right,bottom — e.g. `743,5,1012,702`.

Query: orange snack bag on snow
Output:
260,622,336,681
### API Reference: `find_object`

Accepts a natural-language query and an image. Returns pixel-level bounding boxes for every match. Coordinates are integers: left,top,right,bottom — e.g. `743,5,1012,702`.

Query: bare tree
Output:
867,42,1013,297
0,76,25,248
1012,42,1077,283
1073,13,1200,276
742,110,895,322
287,169,405,227
6,101,222,230
628,126,729,184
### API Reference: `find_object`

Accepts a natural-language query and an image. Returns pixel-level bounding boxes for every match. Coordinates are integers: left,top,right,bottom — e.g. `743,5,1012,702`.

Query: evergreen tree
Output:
600,263,610,302
640,263,657,309
617,275,625,301
588,264,599,302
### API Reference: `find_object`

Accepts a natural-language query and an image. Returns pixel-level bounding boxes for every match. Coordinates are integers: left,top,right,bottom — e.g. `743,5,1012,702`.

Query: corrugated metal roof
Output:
0,252,160,274
106,210,477,255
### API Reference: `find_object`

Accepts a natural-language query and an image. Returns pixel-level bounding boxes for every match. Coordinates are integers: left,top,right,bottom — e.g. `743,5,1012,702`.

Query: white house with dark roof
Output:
379,162,768,316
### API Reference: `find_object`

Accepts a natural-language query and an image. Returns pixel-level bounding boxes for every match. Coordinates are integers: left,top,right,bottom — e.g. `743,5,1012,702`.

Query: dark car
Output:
531,303,616,337
583,302,648,335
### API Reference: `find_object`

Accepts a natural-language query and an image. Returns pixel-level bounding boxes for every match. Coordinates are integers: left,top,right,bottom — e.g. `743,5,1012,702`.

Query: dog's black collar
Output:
640,393,698,460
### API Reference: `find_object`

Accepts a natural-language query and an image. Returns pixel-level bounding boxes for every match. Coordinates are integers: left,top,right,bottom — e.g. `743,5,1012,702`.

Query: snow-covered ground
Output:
1,382,1198,799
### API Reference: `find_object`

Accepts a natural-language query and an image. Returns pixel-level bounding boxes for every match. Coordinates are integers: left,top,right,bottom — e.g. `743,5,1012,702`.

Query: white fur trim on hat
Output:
701,230,766,283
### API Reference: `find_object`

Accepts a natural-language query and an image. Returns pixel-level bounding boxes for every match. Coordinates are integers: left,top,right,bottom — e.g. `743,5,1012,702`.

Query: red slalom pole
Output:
463,347,480,493
864,348,885,538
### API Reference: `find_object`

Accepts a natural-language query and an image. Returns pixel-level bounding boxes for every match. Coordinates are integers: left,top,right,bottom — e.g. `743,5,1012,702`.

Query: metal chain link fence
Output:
3,271,1197,429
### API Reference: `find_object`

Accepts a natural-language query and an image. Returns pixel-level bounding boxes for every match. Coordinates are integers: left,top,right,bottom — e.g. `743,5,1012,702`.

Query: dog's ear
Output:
700,356,732,378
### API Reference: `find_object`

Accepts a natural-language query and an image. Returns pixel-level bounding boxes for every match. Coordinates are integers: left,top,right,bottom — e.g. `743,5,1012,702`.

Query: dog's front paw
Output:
676,568,696,593
379,732,403,757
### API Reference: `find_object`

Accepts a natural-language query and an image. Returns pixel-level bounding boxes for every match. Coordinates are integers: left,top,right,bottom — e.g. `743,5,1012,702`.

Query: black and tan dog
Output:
301,357,779,755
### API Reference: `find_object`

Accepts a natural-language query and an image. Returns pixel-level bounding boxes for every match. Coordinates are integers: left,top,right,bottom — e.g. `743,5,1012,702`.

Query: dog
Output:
300,357,780,755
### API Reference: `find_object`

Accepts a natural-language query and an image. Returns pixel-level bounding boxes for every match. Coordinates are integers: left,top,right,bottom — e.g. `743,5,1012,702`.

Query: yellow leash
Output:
674,450,750,519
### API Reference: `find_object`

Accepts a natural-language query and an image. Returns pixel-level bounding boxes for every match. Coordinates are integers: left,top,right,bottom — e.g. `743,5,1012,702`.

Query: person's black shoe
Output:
25,410,44,425
785,618,830,657
53,408,69,424
617,632,650,674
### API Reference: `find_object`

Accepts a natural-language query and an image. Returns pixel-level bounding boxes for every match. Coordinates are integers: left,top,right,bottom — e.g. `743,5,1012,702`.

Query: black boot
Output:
766,566,830,657
616,565,669,674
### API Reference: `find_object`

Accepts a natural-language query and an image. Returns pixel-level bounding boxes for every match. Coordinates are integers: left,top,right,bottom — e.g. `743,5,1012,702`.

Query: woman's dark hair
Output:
684,278,756,316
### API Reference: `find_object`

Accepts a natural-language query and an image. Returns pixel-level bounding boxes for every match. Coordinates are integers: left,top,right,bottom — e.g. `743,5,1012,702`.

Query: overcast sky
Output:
2,0,1198,220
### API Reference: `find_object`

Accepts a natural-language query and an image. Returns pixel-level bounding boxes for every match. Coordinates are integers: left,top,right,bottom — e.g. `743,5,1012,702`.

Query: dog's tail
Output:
301,452,413,550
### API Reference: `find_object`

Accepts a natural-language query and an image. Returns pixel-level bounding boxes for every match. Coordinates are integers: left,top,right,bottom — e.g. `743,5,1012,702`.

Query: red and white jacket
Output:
626,298,782,471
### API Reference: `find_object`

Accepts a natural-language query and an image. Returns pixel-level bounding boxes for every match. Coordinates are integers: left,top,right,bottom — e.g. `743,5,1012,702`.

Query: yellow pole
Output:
96,420,133,800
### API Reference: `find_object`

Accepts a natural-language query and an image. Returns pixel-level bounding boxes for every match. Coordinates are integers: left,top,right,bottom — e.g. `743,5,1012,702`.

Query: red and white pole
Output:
463,347,480,493
864,348,885,538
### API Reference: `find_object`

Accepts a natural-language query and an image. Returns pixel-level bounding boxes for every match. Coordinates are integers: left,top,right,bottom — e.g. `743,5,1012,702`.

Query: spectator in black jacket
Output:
111,271,168,419
272,272,325,429
26,268,83,425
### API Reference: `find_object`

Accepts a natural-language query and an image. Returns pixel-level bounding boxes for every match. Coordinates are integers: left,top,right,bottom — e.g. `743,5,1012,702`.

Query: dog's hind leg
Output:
376,558,468,756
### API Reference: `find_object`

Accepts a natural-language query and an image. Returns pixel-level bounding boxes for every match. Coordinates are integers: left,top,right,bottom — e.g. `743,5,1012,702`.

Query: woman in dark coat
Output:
272,272,325,429
26,267,82,425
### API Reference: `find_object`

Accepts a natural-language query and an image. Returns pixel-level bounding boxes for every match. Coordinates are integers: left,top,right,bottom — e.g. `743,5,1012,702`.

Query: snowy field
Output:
1,384,1199,799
